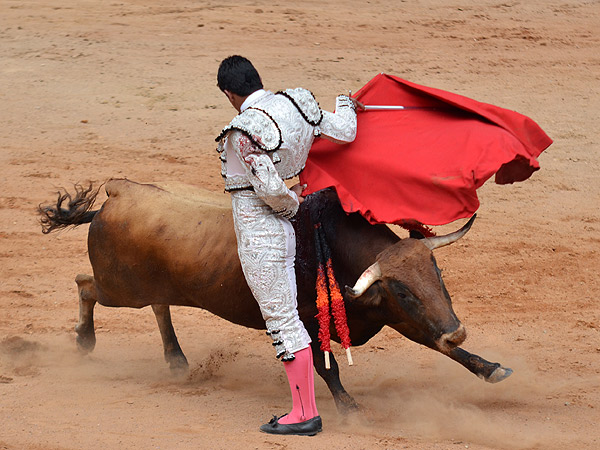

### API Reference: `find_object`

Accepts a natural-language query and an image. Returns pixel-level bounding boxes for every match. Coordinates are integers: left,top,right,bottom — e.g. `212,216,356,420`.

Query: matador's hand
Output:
290,183,307,204
350,97,365,111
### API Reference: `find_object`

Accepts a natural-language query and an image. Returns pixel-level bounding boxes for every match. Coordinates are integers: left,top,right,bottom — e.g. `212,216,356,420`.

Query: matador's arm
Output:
230,130,299,219
317,95,358,144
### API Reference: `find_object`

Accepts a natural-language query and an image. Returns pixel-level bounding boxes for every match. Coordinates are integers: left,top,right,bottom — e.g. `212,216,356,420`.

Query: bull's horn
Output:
346,261,382,298
423,214,476,251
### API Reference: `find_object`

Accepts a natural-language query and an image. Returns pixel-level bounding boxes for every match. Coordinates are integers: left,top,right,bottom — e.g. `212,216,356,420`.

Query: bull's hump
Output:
98,179,237,267
102,179,234,241
105,179,230,209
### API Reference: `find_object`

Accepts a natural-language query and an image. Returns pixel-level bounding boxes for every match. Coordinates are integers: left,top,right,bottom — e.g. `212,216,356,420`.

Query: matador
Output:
215,55,359,436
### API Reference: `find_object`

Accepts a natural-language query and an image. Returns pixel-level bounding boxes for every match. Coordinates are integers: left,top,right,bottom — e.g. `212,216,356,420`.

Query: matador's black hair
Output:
217,55,263,96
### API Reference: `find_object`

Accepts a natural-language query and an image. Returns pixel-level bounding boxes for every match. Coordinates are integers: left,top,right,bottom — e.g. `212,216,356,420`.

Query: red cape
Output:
300,74,552,226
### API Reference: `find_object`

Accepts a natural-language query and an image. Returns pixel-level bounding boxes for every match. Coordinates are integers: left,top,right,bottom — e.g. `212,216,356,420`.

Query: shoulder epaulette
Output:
276,88,323,126
215,108,282,152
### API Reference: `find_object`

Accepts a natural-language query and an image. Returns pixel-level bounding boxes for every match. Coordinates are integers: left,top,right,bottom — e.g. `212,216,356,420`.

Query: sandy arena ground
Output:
1,0,599,449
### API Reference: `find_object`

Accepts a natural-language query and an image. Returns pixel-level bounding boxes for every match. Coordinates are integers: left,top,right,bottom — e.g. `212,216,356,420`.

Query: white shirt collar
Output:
240,89,267,111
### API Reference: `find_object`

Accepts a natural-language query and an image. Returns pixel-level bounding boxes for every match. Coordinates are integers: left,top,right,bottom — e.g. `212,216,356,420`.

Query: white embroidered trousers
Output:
231,190,312,358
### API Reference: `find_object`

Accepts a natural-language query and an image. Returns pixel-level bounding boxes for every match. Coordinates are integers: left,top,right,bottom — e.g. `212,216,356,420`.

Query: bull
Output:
39,179,512,413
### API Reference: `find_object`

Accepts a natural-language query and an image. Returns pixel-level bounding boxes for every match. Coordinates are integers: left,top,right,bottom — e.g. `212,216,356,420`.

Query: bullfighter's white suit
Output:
216,88,357,361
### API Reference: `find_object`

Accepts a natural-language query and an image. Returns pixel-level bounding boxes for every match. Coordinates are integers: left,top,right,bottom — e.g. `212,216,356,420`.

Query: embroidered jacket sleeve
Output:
317,95,358,143
230,130,299,219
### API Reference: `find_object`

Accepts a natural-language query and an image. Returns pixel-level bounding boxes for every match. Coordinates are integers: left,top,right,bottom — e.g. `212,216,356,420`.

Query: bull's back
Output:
88,179,263,328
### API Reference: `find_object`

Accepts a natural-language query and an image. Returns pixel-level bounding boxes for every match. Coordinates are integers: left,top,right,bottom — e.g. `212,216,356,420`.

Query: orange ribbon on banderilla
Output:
314,223,353,369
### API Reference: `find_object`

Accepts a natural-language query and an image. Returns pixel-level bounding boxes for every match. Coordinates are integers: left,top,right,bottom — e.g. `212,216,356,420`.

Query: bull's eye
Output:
392,285,420,313
393,285,409,300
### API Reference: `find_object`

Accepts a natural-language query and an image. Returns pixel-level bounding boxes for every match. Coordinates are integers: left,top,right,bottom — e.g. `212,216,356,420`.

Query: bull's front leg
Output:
309,337,359,414
74,274,97,353
447,347,513,383
151,304,188,373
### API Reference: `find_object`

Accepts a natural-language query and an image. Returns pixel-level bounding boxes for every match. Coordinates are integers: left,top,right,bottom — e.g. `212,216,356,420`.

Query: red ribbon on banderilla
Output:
314,223,353,369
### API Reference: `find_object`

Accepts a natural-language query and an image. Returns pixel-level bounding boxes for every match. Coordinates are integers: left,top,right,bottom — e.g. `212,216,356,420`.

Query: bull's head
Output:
346,215,476,354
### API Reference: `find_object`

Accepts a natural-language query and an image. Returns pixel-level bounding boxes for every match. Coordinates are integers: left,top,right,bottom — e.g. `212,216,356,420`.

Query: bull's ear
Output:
344,284,383,307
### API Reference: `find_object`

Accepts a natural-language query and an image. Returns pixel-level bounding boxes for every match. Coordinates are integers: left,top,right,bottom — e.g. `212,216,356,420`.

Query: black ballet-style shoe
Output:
259,415,322,436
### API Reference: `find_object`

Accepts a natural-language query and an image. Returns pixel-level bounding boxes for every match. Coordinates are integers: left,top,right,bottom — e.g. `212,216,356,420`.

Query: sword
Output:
363,105,442,111
348,91,444,111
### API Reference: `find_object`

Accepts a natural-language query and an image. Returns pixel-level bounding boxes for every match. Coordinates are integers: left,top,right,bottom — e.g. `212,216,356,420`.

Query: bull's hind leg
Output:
75,274,97,353
151,304,189,373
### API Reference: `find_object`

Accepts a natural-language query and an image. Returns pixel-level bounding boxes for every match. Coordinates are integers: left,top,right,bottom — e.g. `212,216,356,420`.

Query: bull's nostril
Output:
442,325,467,348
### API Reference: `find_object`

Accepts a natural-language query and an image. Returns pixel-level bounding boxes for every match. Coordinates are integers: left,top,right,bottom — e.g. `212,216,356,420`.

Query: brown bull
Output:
40,179,512,413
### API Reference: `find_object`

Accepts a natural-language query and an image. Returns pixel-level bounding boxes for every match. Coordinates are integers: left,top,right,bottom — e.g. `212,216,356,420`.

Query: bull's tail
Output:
39,183,102,234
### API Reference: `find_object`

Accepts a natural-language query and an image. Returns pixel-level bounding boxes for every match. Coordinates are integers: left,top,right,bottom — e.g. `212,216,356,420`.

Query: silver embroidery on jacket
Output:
217,90,320,191
217,89,357,359
277,88,323,126
316,95,357,142
216,108,282,151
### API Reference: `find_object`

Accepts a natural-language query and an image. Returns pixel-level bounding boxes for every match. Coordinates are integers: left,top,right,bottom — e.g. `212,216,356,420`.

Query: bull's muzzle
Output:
436,324,467,353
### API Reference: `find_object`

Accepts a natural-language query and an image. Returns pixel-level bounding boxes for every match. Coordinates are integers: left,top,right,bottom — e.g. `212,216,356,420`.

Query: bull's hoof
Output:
334,392,361,415
485,366,513,383
75,333,96,354
75,322,96,353
167,353,189,376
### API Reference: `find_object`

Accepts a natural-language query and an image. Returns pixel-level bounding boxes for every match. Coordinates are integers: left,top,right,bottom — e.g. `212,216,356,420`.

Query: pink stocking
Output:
277,346,319,424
